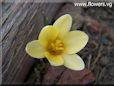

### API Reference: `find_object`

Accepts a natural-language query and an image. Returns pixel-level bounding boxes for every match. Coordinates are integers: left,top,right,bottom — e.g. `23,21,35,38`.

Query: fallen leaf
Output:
42,66,65,85
86,18,100,32
42,66,95,85
57,68,95,85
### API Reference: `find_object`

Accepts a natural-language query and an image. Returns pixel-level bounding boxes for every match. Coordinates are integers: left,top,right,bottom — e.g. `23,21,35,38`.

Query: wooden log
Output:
2,0,62,84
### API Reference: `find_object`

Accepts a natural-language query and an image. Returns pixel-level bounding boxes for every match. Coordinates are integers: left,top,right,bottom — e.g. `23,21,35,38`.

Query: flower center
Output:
47,39,64,55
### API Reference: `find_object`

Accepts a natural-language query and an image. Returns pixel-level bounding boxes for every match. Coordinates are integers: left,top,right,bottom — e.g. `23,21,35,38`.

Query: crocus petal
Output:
45,52,64,66
63,54,85,70
38,25,58,46
53,14,72,36
63,30,89,54
26,40,45,58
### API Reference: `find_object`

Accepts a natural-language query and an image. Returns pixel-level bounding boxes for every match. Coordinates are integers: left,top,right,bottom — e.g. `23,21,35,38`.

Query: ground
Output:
24,3,114,85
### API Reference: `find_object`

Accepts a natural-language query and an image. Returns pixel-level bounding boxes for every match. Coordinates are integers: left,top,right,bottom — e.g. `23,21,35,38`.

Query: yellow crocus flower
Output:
25,14,89,70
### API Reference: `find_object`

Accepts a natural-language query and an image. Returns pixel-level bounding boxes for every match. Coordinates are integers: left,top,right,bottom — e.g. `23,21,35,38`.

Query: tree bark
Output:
2,0,62,84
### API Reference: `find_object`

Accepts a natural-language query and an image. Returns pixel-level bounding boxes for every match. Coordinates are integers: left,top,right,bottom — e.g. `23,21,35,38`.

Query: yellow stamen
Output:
47,39,64,55
56,47,64,50
58,43,63,47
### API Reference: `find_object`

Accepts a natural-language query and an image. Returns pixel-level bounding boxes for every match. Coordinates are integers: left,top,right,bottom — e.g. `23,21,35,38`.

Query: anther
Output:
51,43,55,47
55,47,64,50
58,43,63,47
55,40,62,45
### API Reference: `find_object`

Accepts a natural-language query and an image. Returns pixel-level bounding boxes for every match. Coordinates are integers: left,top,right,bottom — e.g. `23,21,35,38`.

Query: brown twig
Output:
91,45,103,71
87,54,92,69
